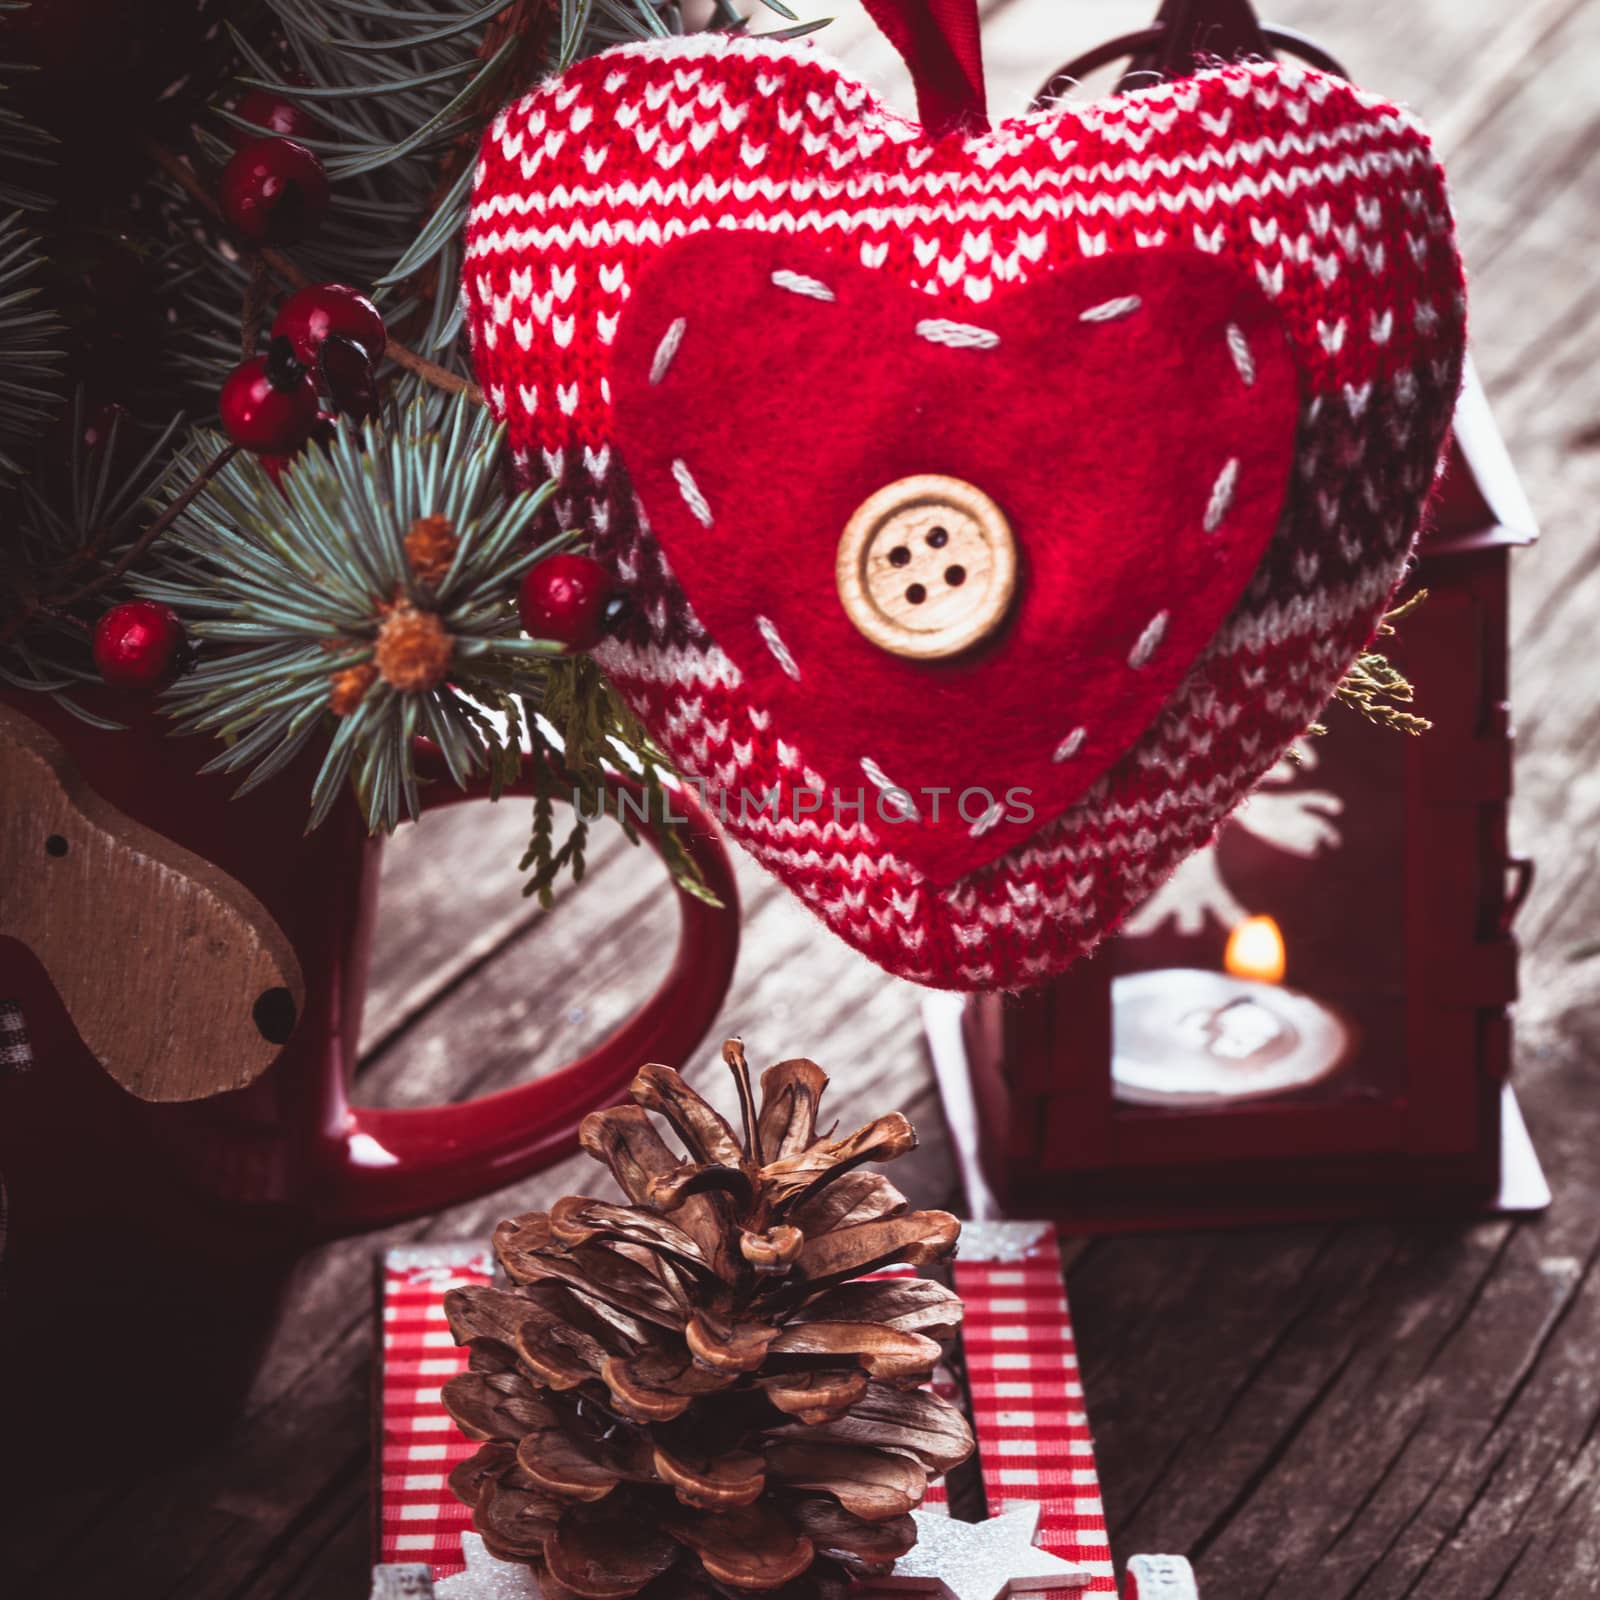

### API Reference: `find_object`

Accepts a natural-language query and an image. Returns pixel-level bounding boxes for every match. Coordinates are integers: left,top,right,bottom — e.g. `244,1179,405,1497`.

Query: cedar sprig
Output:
1315,589,1432,737
521,656,722,908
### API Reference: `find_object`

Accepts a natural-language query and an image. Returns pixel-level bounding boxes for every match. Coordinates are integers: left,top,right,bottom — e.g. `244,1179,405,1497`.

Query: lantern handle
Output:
1032,22,1349,110
1501,855,1535,934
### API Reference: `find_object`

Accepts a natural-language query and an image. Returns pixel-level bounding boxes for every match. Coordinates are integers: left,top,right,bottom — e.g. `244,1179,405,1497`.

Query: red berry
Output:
219,354,320,454
232,89,323,147
219,137,329,247
93,601,187,690
317,332,379,421
272,283,386,367
518,555,613,651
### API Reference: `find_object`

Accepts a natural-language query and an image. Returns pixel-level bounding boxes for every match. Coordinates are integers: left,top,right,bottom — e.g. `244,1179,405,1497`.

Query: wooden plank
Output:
357,794,633,1059
356,816,682,1109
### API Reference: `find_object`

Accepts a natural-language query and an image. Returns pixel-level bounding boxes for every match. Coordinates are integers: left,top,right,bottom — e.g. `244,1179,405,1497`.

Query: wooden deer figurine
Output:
0,701,304,1102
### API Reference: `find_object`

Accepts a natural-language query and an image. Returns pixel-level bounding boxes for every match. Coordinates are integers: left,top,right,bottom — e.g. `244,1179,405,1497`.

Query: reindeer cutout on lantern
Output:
1124,740,1344,941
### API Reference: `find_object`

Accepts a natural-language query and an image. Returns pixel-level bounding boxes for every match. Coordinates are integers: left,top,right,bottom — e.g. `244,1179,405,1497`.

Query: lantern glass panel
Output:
1110,710,1409,1119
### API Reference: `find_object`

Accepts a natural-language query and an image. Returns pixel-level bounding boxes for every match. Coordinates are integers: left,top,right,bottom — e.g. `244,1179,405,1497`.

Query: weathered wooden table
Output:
12,2,1600,1595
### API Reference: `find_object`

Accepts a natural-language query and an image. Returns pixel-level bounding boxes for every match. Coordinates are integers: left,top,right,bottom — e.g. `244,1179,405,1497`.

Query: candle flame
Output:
1224,915,1286,985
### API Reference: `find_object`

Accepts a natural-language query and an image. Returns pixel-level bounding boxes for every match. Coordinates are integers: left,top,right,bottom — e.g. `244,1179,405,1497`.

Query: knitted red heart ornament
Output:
463,37,1465,991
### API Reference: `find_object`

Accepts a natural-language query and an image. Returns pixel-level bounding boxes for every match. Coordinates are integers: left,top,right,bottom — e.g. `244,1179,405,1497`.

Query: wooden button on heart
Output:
835,474,1017,660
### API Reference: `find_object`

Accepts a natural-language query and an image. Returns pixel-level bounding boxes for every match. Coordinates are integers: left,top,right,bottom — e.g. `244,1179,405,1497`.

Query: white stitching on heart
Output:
1052,727,1087,762
754,614,800,680
1203,457,1239,533
915,318,1000,350
671,458,713,527
1128,610,1169,669
650,317,687,384
861,756,921,821
968,800,1005,839
1225,322,1256,385
771,268,836,302
1078,294,1142,323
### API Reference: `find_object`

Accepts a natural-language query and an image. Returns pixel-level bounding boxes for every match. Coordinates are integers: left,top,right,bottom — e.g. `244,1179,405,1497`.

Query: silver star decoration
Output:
953,1220,1058,1264
874,1504,1092,1600
370,1534,541,1600
369,1564,434,1600
435,1535,541,1600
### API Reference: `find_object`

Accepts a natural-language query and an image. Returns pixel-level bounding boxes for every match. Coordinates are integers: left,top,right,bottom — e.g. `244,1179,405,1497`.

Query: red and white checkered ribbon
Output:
952,1226,1116,1593
378,1223,1115,1590
379,1244,495,1570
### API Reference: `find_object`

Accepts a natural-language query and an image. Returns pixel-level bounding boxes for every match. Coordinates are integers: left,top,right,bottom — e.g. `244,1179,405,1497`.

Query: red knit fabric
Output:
859,0,989,134
462,39,1466,992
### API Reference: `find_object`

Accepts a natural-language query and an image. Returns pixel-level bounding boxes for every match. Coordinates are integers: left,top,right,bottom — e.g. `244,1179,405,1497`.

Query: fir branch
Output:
204,0,810,376
0,399,189,719
241,253,271,358
137,395,567,833
0,100,52,211
2,0,766,884
186,0,532,376
135,394,713,901
0,207,64,482
51,444,240,613
0,37,54,214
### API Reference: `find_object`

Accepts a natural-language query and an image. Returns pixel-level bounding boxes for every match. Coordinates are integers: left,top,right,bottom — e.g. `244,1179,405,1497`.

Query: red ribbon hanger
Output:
859,0,989,136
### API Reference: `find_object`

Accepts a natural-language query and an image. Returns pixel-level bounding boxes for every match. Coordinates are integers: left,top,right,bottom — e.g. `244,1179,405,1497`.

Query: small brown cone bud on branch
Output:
404,513,459,588
374,602,453,692
329,661,378,715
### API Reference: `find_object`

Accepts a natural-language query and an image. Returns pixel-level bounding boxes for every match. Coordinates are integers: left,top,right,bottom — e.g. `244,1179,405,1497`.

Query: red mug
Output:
0,689,740,1267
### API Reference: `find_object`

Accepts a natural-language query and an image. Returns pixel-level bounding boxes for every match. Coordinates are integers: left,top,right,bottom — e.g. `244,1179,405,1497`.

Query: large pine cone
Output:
443,1040,973,1600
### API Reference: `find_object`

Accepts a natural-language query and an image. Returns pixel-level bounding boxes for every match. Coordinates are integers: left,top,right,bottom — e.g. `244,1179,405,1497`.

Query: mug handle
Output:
321,742,740,1230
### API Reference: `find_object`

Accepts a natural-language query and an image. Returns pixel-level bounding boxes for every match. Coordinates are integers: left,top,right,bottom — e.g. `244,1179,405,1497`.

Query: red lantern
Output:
932,3,1545,1230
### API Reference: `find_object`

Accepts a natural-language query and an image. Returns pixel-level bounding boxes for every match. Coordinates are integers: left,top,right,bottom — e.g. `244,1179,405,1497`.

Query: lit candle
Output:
1111,916,1356,1106
1225,915,1287,984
